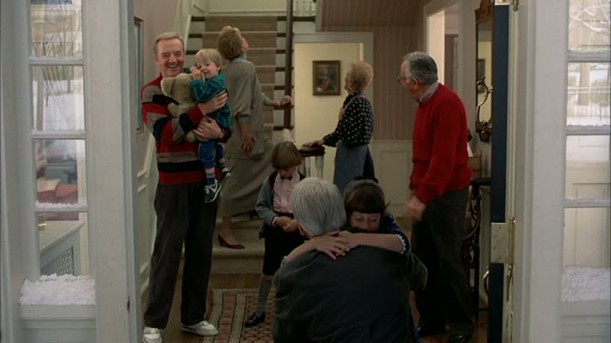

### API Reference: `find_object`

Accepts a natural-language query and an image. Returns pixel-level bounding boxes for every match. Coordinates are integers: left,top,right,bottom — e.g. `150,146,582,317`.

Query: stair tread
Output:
192,15,315,22
187,13,296,155
186,48,285,52
194,31,286,34
211,216,265,273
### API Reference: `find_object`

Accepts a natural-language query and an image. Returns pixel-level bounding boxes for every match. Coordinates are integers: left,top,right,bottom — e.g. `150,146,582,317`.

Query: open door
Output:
476,1,513,341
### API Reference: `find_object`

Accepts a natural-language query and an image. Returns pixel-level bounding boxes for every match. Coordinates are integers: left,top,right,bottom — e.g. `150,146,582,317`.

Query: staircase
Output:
187,15,297,142
211,214,265,274
186,13,315,273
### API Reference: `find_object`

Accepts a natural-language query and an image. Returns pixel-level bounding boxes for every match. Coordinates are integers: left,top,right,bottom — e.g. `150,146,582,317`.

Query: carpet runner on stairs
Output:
187,15,291,138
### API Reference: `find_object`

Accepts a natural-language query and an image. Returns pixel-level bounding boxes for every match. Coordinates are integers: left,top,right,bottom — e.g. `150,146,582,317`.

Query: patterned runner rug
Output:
203,288,274,343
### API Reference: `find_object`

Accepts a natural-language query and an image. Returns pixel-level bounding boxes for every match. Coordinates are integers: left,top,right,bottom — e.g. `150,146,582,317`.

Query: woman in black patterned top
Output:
304,60,375,192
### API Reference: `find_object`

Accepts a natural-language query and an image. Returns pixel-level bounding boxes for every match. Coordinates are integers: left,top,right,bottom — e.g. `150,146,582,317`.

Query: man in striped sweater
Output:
140,32,230,343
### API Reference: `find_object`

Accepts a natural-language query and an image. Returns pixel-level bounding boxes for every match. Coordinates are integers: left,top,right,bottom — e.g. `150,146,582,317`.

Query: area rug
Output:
203,288,274,343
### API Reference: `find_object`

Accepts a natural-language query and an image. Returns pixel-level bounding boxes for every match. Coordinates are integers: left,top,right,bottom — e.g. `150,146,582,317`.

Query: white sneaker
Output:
181,320,218,336
142,327,162,343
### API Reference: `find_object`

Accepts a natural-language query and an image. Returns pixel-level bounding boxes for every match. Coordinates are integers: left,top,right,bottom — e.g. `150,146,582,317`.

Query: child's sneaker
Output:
204,180,221,203
220,167,231,181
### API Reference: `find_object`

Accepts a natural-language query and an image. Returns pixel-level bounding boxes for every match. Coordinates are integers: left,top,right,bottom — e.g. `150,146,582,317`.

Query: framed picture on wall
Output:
313,60,340,95
134,17,144,132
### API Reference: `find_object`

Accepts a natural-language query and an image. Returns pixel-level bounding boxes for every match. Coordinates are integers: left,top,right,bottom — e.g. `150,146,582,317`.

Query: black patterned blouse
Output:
323,92,373,147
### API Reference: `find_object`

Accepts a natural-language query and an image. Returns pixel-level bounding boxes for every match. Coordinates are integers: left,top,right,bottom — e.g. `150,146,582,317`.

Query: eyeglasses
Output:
397,74,415,84
397,74,417,86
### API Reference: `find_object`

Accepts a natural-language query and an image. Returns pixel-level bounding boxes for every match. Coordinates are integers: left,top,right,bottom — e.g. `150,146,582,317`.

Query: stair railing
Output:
293,0,317,16
284,0,295,129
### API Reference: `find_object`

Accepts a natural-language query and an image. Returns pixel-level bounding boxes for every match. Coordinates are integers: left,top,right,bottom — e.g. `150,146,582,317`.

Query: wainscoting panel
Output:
136,135,157,292
371,140,411,217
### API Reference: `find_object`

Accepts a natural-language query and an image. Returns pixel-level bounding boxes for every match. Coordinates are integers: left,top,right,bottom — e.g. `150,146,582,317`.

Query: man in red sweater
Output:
400,52,473,343
140,32,229,343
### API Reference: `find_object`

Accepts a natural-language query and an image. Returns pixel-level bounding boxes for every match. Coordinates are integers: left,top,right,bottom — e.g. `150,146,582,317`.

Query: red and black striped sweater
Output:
141,73,229,185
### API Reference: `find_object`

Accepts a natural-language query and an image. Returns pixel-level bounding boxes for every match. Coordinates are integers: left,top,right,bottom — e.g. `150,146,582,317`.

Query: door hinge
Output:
127,297,131,312
490,218,516,264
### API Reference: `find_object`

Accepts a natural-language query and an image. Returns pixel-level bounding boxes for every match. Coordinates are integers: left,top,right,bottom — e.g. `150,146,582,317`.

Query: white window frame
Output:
511,0,609,341
510,0,568,341
1,0,139,341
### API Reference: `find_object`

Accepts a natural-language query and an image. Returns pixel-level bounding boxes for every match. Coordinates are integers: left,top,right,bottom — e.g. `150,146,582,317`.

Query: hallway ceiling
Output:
317,0,423,28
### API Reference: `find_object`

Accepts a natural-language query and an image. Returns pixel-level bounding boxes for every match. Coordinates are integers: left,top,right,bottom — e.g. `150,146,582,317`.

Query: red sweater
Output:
410,84,472,204
141,74,210,185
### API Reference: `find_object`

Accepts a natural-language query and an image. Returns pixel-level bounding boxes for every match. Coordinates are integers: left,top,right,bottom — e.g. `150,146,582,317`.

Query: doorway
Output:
426,3,460,91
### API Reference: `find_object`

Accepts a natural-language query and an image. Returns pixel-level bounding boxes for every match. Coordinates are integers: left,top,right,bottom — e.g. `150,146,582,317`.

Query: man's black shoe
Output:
448,334,472,343
244,312,265,328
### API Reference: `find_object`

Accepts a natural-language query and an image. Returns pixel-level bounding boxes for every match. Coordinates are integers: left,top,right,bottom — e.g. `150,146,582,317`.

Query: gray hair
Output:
291,178,346,237
154,32,184,55
403,52,438,85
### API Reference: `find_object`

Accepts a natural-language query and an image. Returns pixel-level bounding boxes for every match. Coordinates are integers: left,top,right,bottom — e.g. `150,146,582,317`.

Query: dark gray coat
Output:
274,246,427,343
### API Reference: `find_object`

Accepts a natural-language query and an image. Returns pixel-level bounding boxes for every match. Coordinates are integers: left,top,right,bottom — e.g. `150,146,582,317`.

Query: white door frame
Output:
424,0,479,130
511,0,566,341
1,0,29,339
0,0,139,341
423,0,566,340
85,0,140,341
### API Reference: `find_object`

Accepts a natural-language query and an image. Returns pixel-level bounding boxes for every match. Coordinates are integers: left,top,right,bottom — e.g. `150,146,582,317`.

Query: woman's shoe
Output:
218,235,245,249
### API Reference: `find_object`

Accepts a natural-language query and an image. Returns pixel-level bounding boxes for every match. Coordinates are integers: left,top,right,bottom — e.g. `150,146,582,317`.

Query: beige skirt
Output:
220,140,274,217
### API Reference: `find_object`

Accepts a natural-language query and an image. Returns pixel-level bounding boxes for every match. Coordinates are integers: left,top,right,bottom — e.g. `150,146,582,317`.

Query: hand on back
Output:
309,231,350,260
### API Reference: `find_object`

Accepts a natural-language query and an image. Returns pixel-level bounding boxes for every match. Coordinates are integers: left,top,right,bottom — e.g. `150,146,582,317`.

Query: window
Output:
29,0,89,276
563,0,610,302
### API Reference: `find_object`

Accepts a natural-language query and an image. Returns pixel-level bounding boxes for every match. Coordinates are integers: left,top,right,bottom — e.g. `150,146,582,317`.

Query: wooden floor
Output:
144,273,487,343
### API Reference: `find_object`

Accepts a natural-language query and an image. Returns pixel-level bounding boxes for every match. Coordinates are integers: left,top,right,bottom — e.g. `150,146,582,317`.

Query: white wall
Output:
133,0,180,293
427,12,446,84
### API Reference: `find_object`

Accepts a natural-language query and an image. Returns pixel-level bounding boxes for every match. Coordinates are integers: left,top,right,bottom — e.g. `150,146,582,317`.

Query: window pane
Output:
38,212,89,276
567,63,610,126
569,0,610,54
564,207,610,267
30,0,82,58
565,135,610,201
32,65,85,131
35,139,86,207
